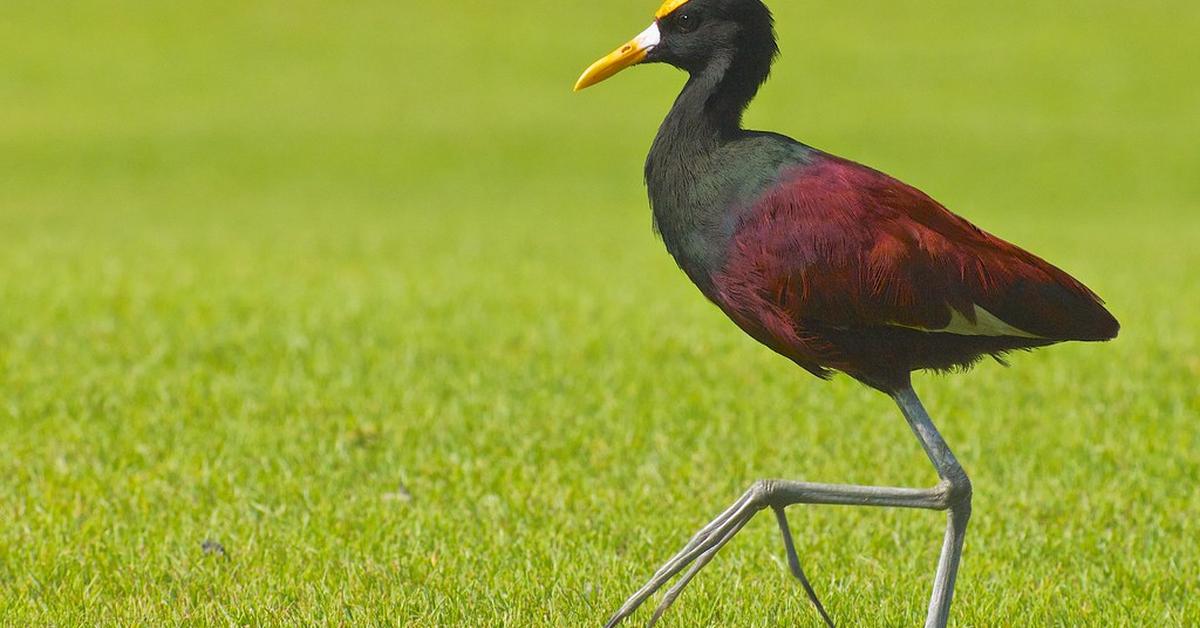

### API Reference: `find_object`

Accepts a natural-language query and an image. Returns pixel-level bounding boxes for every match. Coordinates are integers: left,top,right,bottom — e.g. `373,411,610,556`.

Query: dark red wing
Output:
719,153,1119,343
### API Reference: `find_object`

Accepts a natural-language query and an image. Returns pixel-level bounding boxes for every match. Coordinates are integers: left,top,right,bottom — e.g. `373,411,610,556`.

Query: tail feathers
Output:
985,277,1119,342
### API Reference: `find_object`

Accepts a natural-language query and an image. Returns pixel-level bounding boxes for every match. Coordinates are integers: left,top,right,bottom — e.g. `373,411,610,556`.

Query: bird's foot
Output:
603,486,761,628
604,483,832,628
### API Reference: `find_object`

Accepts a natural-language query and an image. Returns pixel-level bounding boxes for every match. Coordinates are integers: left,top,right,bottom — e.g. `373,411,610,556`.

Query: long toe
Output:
606,498,763,627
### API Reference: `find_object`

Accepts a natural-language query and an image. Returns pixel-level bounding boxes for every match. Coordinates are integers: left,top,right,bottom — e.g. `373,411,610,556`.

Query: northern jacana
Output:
574,0,1119,626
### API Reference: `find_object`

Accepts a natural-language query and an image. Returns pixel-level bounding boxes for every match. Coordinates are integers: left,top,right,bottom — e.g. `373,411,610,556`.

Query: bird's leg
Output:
605,385,971,628
893,387,973,628
605,480,954,627
773,505,835,627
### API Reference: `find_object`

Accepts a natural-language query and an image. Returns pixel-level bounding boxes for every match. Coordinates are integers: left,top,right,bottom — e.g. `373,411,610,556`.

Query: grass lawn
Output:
2,0,1198,624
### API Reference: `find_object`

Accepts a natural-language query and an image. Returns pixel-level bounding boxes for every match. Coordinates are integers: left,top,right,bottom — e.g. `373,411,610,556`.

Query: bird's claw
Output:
606,484,833,628
604,490,761,628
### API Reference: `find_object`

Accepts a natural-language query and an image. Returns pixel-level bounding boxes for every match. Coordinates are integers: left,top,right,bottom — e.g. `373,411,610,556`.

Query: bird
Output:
573,0,1119,626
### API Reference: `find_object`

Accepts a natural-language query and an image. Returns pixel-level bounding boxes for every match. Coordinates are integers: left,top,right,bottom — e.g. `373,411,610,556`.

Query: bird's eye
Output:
676,13,698,33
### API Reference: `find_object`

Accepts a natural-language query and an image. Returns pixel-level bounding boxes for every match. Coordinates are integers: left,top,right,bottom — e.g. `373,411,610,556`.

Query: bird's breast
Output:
645,134,815,296
646,175,733,294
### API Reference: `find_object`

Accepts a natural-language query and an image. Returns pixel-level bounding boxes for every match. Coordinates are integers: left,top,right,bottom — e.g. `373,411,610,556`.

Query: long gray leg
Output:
604,385,972,628
894,387,973,628
774,505,835,628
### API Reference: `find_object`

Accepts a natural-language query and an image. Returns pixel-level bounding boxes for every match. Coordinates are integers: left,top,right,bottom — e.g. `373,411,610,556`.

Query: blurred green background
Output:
2,0,1198,624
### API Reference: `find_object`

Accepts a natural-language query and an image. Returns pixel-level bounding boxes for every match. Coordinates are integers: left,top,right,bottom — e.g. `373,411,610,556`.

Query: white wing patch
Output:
896,304,1044,339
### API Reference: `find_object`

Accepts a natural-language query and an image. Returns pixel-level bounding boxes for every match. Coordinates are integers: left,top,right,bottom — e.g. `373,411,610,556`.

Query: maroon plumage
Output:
576,3,1123,624
711,153,1119,392
575,3,1127,624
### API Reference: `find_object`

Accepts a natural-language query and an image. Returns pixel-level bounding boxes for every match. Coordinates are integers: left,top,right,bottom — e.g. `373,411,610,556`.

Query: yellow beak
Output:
573,23,661,92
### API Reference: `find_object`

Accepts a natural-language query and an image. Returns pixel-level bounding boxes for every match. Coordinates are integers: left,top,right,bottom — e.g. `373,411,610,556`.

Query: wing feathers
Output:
726,153,1119,343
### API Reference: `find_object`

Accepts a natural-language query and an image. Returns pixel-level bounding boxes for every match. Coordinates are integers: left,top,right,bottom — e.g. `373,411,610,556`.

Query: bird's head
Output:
574,0,777,91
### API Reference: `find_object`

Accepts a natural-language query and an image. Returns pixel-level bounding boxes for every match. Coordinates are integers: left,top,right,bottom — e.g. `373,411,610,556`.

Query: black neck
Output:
649,42,776,176
644,45,776,293
704,46,774,135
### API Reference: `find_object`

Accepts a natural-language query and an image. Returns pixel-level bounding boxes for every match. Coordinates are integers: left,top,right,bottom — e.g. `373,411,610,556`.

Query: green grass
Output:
2,0,1198,624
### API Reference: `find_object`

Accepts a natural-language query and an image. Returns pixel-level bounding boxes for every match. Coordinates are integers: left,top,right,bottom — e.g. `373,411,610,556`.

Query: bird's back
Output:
705,149,1119,391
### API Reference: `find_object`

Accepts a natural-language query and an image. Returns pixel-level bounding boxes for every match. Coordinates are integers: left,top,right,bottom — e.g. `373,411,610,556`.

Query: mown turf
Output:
1,0,1198,625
